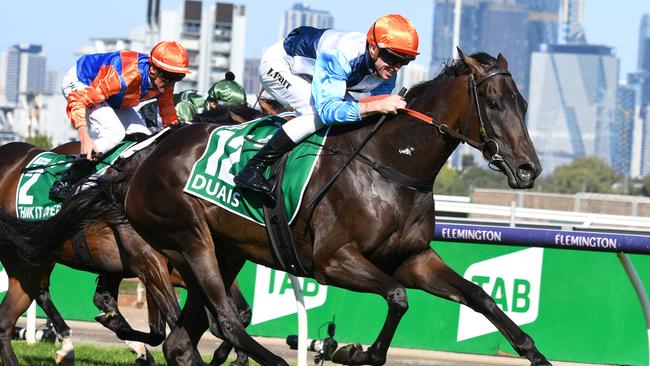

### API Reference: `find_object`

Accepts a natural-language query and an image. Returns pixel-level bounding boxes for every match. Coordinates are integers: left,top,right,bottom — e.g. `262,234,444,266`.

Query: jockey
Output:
204,71,247,110
234,14,419,195
50,40,190,201
139,71,246,125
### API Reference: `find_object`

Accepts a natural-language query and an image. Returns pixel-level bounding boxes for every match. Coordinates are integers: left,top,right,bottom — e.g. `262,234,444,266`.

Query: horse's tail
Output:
0,181,124,265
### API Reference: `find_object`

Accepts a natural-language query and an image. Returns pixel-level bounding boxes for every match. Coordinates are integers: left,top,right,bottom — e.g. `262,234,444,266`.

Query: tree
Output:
459,166,508,194
461,153,475,171
549,157,620,194
25,134,52,150
433,164,460,195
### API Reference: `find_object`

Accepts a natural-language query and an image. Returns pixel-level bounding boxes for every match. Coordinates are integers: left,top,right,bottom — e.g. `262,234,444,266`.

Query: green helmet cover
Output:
175,100,198,123
206,77,247,108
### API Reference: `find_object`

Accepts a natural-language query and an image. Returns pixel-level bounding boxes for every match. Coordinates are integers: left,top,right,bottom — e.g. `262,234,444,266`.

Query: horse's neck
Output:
359,77,470,182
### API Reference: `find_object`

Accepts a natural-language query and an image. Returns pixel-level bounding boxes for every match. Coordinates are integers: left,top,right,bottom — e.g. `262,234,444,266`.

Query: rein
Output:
306,69,512,208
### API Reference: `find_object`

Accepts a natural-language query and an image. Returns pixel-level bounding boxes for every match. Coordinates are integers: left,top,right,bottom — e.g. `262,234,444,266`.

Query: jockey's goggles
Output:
157,67,186,83
378,48,414,68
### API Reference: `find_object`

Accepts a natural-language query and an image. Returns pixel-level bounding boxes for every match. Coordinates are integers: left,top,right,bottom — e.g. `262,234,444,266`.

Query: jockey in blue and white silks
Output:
234,14,420,196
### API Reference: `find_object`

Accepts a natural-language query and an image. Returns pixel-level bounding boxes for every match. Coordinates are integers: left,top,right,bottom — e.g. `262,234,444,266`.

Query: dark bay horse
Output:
0,50,546,366
0,104,268,366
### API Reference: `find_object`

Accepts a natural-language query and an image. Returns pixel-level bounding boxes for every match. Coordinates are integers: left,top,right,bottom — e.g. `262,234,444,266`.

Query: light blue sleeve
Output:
312,49,361,125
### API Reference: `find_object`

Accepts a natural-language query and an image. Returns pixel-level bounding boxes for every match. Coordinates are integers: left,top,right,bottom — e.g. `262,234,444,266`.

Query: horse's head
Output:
455,48,542,188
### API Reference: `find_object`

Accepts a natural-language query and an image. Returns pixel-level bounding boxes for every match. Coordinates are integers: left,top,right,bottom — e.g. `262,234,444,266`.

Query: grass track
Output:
10,340,270,366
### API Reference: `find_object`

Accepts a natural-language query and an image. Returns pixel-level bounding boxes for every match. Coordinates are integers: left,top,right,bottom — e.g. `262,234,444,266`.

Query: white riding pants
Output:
61,66,151,154
258,42,325,143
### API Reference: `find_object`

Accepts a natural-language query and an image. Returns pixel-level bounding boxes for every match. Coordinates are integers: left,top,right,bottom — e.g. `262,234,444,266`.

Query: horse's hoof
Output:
531,357,552,366
331,343,363,364
55,350,75,366
230,359,249,366
94,311,117,324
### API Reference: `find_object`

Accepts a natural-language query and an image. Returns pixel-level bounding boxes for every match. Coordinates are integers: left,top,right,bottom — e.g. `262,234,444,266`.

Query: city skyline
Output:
1,1,649,80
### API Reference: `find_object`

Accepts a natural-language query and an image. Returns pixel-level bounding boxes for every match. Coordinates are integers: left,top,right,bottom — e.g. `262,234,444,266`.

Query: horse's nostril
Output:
517,163,535,181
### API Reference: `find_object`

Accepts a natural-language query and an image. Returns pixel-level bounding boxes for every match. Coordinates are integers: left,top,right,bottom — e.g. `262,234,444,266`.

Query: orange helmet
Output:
367,14,419,56
150,41,191,74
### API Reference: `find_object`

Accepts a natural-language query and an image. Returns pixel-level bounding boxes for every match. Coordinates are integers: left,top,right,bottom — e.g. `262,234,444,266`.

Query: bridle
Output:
400,69,512,169
306,69,514,207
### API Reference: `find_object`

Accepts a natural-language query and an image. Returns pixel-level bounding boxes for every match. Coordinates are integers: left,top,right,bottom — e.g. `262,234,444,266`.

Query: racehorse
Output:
0,50,546,366
0,102,269,366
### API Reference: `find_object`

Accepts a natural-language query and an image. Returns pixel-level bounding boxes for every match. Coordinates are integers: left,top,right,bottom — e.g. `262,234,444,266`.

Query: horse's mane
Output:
405,52,498,101
195,105,262,125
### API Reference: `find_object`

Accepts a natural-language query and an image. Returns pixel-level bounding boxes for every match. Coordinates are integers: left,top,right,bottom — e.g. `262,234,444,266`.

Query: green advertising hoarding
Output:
1,241,648,365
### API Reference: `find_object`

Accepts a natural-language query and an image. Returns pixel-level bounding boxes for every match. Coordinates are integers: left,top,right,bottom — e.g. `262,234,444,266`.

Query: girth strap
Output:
71,230,95,270
354,153,433,192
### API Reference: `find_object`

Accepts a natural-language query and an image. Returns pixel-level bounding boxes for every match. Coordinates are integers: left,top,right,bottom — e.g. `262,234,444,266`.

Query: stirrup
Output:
49,181,75,201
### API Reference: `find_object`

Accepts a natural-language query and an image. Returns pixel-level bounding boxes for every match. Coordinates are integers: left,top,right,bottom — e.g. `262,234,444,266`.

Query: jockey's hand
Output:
360,94,406,117
77,125,99,160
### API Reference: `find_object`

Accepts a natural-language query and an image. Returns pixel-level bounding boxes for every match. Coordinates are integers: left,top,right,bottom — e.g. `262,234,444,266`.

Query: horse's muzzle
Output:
494,160,540,189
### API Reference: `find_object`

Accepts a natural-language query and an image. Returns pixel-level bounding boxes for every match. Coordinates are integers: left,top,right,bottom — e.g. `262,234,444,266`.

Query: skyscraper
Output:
243,58,261,95
612,85,636,176
431,0,482,74
0,44,47,107
431,0,560,99
527,44,618,174
560,0,586,44
637,14,650,108
158,1,246,92
280,3,334,39
478,1,529,96
519,0,560,52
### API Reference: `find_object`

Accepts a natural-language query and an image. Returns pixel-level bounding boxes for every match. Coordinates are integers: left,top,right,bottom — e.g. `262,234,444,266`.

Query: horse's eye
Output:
486,99,500,110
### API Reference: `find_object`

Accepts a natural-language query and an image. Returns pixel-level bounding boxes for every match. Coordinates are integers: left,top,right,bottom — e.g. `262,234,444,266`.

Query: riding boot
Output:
49,159,97,201
233,128,296,195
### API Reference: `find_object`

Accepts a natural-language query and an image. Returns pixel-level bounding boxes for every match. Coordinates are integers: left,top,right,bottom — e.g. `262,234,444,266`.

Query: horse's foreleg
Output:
163,284,209,366
206,281,251,366
92,275,160,345
394,248,551,366
172,229,286,366
322,243,409,366
34,287,75,364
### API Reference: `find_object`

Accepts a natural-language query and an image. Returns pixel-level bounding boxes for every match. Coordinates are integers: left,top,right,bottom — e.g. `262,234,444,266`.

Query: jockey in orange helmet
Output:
234,14,419,196
50,41,190,201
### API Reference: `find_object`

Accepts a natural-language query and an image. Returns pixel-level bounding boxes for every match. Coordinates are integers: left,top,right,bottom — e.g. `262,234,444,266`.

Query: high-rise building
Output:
243,58,261,95
280,3,334,39
560,0,586,44
431,0,560,98
637,14,650,108
431,0,482,74
478,1,529,96
527,44,618,174
158,1,246,92
396,63,429,91
0,44,47,107
518,0,560,52
612,85,636,176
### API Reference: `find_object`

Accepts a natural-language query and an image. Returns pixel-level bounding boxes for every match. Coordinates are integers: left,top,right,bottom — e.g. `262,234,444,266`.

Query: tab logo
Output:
0,265,7,293
457,248,543,341
251,265,328,325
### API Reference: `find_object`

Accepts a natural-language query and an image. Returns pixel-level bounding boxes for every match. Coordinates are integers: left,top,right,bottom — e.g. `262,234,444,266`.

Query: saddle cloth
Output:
16,140,139,221
183,116,328,225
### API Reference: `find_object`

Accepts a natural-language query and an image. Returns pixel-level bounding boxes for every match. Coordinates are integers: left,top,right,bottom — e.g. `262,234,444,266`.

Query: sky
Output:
1,1,649,80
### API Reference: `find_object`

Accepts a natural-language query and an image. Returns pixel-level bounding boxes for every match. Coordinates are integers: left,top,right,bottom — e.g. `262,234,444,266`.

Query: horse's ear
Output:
229,111,247,124
259,98,272,115
458,48,489,77
497,53,509,70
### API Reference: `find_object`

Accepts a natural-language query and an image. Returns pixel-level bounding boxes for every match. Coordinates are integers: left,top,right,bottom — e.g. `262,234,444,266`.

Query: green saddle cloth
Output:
16,141,136,221
183,116,328,225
